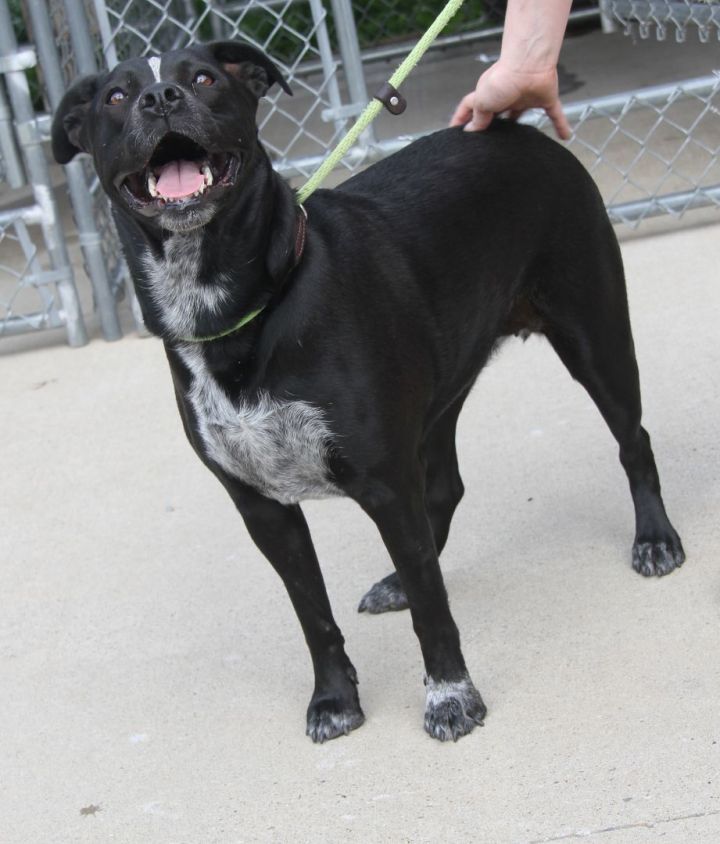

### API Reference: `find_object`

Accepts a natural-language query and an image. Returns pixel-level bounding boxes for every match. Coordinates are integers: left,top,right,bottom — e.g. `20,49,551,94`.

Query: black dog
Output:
52,41,685,743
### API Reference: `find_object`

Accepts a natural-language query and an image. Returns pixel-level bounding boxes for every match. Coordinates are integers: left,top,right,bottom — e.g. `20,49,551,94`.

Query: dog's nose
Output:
140,82,185,115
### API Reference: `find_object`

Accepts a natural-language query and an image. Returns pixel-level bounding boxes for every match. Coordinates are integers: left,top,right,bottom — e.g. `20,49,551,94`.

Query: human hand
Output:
450,60,571,141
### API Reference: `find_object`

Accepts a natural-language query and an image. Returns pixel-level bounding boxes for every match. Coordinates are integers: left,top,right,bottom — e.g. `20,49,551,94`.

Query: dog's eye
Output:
107,89,126,106
193,72,214,87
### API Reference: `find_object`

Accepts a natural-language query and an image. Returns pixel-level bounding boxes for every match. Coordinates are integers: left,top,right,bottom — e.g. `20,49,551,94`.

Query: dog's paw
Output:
632,532,685,577
306,696,365,743
306,665,365,743
424,675,486,742
358,572,409,614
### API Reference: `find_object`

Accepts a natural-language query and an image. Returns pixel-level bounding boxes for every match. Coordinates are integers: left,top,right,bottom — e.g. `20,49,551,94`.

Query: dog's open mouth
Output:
120,133,239,208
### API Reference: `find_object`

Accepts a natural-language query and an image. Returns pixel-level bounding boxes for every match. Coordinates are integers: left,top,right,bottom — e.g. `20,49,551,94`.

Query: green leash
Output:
179,306,265,343
295,0,465,205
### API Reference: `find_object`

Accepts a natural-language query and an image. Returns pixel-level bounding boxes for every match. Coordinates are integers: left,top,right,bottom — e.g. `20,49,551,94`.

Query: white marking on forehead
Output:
148,56,162,83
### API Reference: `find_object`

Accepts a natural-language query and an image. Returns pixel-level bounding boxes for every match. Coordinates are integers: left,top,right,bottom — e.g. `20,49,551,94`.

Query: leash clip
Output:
374,82,407,115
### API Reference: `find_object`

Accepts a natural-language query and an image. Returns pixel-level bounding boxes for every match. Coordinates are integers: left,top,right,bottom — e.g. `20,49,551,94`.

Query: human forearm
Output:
499,0,573,72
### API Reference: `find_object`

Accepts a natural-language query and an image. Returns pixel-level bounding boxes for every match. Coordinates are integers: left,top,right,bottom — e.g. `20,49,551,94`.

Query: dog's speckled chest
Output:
178,346,341,505
142,234,231,340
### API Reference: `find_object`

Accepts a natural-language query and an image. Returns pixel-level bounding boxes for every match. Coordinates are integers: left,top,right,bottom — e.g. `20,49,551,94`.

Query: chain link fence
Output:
606,0,720,41
0,0,718,345
590,1,720,221
526,74,720,225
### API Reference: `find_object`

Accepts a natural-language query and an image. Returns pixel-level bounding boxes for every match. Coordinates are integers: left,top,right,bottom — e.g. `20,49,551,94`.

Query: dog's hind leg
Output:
358,394,467,614
357,571,409,615
423,395,468,553
359,461,485,741
540,256,685,576
221,479,364,742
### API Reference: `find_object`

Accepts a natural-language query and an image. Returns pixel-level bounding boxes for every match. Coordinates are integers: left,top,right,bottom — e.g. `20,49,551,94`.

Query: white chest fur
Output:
142,234,230,339
178,345,341,505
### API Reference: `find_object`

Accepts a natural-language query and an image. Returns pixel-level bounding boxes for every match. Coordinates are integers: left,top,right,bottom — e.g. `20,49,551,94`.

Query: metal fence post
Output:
62,0,102,75
0,0,87,346
599,0,617,33
90,0,120,68
25,0,123,341
329,0,376,147
0,79,25,188
307,0,346,136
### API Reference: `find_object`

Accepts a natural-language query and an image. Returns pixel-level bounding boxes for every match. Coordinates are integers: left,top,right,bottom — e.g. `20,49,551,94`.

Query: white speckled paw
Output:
424,675,486,742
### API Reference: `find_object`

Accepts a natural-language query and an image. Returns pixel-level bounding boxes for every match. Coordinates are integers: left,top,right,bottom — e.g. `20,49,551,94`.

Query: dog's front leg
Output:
221,479,364,742
361,479,486,741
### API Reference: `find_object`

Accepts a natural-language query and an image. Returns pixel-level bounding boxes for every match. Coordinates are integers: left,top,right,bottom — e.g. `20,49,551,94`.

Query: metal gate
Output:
0,0,86,346
0,0,718,345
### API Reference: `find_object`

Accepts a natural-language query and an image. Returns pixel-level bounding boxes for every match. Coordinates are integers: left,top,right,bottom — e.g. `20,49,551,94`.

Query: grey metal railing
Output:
0,0,87,346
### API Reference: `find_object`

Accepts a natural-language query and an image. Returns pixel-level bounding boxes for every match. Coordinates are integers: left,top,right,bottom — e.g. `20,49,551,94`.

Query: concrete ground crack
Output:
527,808,720,843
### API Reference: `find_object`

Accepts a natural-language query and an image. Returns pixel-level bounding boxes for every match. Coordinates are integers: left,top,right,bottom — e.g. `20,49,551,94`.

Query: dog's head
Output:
52,41,291,232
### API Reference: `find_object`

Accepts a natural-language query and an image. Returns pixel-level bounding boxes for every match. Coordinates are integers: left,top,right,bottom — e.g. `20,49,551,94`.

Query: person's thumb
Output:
450,92,474,128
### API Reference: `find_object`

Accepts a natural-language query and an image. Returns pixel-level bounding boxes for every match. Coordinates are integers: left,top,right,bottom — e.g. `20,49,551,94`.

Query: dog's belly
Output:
178,347,340,505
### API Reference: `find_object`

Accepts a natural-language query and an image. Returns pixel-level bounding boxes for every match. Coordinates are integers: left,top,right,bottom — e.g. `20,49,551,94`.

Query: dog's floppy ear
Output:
206,41,293,99
51,75,101,164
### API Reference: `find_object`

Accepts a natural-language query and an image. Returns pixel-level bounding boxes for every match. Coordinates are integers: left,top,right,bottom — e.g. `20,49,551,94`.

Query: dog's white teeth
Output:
147,173,158,197
202,164,213,186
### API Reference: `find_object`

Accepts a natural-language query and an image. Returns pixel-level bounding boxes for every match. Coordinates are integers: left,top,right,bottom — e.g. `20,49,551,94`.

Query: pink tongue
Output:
155,160,204,198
